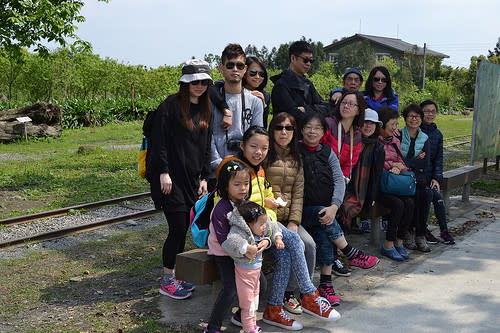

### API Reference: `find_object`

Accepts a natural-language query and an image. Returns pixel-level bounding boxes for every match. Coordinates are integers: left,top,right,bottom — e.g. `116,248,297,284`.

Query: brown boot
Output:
262,303,303,330
301,290,341,321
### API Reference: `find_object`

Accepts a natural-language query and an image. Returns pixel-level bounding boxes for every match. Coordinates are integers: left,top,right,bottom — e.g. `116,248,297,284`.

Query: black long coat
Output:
148,94,211,212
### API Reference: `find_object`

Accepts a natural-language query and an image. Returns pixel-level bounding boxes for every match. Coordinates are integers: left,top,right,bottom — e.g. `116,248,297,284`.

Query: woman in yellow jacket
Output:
264,113,316,315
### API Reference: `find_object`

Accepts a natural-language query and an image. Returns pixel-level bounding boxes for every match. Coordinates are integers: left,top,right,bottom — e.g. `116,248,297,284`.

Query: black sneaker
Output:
332,259,351,277
440,230,455,245
231,308,242,327
424,228,439,244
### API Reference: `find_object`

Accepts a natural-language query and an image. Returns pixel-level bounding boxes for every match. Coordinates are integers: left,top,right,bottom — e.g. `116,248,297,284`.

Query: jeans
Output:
302,206,344,267
267,227,316,306
424,187,448,231
282,223,316,293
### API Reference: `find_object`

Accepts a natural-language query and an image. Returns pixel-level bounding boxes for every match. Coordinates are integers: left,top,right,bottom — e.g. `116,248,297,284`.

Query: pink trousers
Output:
235,264,261,332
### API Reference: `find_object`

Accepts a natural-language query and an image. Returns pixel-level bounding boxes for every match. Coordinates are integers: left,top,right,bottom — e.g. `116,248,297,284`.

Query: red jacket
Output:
322,116,362,179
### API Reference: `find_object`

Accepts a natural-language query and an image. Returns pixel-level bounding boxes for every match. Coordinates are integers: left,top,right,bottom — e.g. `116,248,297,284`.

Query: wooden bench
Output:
359,203,390,247
175,248,219,285
441,165,483,209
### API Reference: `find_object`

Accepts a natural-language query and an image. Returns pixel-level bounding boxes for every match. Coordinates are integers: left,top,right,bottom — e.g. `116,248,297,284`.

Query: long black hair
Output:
365,66,395,100
243,56,268,91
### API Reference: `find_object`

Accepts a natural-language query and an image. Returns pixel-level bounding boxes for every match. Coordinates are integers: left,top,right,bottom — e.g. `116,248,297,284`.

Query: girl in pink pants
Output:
222,201,284,333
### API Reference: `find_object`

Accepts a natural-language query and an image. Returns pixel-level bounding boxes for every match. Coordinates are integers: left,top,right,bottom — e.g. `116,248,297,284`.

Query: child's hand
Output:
257,239,269,254
275,236,285,249
245,245,258,260
264,197,279,209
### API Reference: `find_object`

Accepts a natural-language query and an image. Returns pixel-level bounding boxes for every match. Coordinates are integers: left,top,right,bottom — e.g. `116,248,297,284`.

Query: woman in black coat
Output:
149,59,212,300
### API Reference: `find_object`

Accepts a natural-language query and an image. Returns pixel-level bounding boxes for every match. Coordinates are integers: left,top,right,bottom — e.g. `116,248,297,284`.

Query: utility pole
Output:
422,43,427,89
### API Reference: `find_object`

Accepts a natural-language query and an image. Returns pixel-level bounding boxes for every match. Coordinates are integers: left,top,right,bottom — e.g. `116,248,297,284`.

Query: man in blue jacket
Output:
420,100,455,244
329,68,363,104
271,41,329,126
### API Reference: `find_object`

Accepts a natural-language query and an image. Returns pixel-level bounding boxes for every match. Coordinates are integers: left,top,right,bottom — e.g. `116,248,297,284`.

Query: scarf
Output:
338,137,376,228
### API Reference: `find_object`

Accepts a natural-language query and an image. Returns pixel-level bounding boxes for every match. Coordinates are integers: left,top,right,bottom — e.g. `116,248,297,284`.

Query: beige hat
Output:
178,59,213,84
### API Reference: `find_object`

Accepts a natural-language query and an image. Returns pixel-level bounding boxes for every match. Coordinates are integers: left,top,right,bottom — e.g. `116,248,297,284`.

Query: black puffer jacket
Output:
420,123,443,184
271,68,329,125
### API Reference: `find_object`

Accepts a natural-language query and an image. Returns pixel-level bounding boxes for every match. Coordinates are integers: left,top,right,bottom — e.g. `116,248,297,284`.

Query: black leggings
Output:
378,193,414,242
162,209,190,269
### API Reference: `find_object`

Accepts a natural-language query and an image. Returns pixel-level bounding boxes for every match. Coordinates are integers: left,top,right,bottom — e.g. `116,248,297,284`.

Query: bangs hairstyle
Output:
300,112,328,133
333,91,367,128
177,83,211,131
402,103,424,120
216,160,252,200
242,125,269,144
365,66,395,99
265,113,301,169
377,106,400,129
221,43,245,64
243,56,268,91
236,201,267,224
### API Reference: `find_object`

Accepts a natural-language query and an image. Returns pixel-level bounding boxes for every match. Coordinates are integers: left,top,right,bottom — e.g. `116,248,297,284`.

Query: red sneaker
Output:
263,304,303,330
317,282,340,306
301,290,341,321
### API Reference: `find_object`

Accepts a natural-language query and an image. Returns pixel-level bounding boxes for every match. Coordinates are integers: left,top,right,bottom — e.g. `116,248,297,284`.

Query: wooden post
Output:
483,158,488,174
422,43,427,90
130,83,135,119
496,155,499,171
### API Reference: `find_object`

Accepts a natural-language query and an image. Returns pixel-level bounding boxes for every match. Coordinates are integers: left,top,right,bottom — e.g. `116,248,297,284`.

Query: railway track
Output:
0,192,161,249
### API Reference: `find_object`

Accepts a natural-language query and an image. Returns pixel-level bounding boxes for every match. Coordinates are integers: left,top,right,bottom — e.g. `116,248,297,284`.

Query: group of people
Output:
146,40,455,333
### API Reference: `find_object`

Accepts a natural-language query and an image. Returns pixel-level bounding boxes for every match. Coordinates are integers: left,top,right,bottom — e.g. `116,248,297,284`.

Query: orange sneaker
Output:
301,290,341,321
262,304,303,331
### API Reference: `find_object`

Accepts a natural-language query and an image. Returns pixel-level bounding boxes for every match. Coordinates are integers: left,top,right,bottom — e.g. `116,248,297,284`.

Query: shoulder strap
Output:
391,142,408,168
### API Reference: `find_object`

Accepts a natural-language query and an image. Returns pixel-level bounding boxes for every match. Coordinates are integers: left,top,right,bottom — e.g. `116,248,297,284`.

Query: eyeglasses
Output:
275,125,294,131
249,68,265,77
407,115,421,120
373,77,387,83
225,61,245,70
190,80,210,86
340,101,358,108
303,125,323,132
423,110,436,115
296,55,315,64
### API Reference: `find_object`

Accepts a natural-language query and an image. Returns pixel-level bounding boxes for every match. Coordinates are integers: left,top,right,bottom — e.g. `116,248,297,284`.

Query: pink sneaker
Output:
348,251,379,269
159,276,191,299
317,283,340,306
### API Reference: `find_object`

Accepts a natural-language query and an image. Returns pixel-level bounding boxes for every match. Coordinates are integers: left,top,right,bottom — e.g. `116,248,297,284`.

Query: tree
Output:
488,37,500,58
1,0,108,55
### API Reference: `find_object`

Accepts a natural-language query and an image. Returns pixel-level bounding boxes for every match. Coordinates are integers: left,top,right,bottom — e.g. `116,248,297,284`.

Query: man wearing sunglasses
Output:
208,44,264,188
271,40,329,126
329,68,364,104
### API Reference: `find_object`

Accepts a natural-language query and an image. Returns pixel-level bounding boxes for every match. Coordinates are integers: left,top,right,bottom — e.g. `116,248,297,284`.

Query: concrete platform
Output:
157,195,500,333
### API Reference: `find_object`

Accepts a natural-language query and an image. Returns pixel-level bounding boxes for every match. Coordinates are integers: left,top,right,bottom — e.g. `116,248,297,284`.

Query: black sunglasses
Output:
296,55,315,64
373,77,388,83
274,125,294,131
225,61,245,70
249,68,265,77
190,79,210,86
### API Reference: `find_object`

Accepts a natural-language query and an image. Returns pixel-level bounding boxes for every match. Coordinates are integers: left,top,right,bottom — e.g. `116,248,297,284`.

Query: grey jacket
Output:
222,206,282,266
209,87,263,178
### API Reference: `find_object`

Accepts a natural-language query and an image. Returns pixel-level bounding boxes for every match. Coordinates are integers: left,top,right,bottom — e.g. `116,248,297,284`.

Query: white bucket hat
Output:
178,59,213,84
364,108,382,125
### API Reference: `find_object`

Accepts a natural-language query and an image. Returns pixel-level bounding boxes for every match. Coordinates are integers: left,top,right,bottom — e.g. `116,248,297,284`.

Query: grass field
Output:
0,116,477,219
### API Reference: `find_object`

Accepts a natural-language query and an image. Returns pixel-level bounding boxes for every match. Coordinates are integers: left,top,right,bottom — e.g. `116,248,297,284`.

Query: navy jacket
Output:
420,122,444,184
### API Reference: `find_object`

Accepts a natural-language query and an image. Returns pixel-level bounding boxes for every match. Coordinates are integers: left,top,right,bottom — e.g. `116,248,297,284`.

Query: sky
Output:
74,0,500,69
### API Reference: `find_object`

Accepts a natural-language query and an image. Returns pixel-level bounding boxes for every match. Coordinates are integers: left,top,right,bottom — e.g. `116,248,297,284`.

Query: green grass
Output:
0,122,148,219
